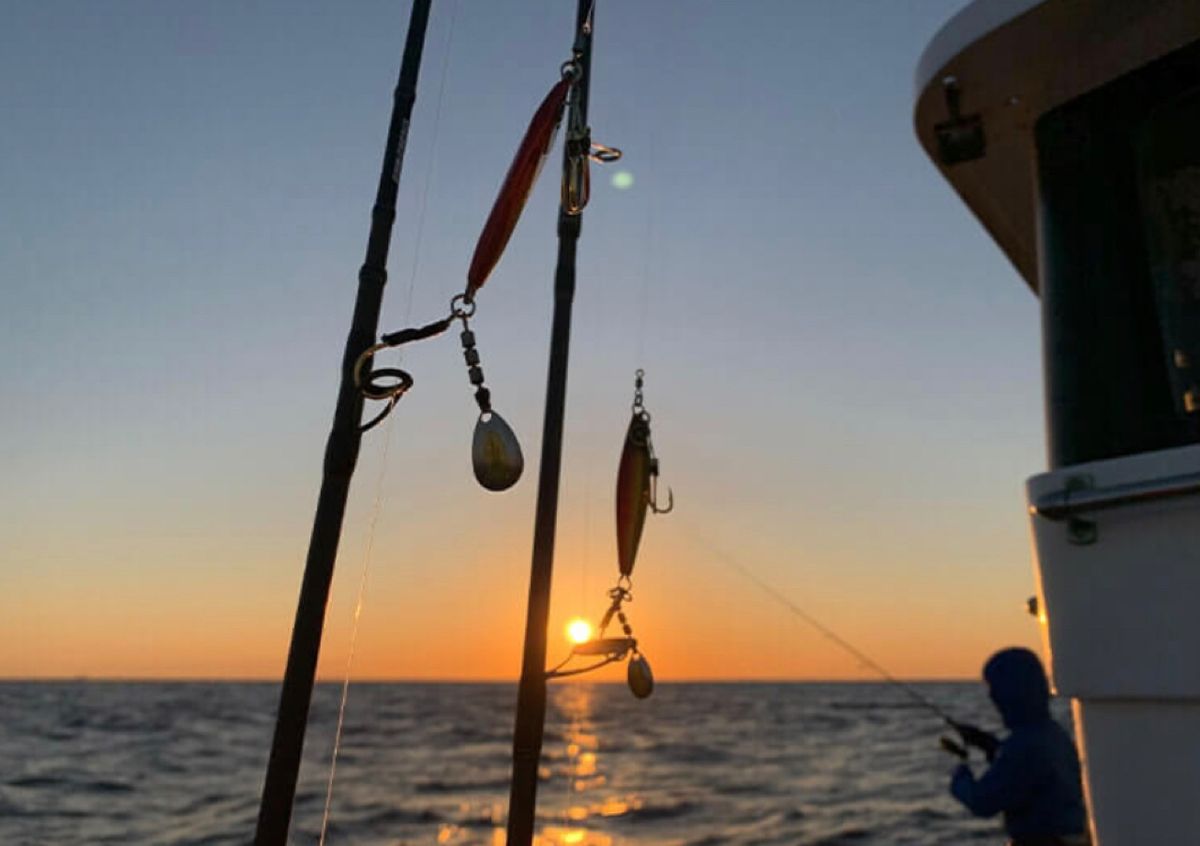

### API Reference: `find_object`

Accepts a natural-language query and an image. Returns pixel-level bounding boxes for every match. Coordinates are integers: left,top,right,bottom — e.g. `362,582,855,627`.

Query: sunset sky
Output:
0,0,1046,681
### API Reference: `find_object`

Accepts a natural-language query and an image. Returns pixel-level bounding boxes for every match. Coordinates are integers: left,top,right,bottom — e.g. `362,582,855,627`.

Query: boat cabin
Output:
915,2,1200,843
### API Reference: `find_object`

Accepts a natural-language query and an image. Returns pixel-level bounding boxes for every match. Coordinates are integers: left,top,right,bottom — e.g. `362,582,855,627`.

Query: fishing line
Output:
319,417,394,846
581,456,591,612
632,52,658,366
633,127,655,366
397,0,458,334
318,4,459,842
680,520,955,725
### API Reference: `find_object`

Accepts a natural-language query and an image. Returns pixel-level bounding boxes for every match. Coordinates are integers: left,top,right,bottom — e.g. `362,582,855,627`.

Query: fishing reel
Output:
939,736,968,760
941,720,1000,763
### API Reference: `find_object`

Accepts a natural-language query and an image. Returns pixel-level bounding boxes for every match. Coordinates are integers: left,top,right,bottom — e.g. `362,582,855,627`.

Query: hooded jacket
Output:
949,648,1088,839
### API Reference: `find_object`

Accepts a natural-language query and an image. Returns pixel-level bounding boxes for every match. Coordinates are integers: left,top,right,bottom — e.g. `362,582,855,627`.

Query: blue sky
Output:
0,1,1048,679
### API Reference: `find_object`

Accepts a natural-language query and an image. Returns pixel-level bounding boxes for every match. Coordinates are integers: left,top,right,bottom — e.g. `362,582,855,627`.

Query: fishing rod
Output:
506,1,611,843
694,528,958,726
254,3,433,843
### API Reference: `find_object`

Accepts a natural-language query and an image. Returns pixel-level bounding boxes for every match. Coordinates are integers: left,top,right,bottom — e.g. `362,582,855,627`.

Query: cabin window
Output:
1137,89,1200,417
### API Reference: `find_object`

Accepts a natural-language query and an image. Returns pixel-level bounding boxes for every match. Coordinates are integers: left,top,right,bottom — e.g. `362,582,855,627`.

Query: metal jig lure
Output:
545,370,670,698
616,369,673,577
352,45,620,491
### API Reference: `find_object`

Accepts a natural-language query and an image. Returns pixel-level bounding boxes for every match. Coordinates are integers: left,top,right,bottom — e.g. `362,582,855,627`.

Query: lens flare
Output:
566,618,592,644
611,170,634,190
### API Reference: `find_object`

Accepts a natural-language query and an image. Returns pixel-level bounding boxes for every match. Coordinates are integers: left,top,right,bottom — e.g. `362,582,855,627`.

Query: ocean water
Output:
0,681,1068,845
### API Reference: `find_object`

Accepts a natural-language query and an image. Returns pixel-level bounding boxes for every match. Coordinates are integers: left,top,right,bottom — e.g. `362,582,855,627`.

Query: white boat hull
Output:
1028,444,1200,843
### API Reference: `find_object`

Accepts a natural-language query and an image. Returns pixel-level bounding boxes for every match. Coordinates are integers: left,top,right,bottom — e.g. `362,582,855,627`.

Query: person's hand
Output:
949,762,974,802
951,721,999,762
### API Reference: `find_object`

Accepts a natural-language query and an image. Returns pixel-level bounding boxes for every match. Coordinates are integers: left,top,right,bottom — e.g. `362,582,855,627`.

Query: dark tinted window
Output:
1138,89,1200,417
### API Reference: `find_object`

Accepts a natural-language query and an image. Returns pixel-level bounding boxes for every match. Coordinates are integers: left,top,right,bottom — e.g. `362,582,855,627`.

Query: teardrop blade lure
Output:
472,410,524,491
466,78,571,300
627,653,654,699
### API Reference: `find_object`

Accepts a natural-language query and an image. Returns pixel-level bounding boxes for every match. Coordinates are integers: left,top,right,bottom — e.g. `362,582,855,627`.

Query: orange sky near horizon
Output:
1,445,1043,682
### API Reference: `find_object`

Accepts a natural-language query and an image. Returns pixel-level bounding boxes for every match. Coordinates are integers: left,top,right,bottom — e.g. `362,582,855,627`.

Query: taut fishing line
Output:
318,419,394,846
633,116,656,366
581,457,591,613
318,4,460,842
680,519,955,725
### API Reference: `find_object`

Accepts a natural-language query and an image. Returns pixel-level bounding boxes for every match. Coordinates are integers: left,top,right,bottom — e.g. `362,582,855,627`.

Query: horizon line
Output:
0,675,979,684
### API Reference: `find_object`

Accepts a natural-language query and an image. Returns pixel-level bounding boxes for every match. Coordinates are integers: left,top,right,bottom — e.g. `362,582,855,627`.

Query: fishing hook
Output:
648,472,674,514
646,434,673,514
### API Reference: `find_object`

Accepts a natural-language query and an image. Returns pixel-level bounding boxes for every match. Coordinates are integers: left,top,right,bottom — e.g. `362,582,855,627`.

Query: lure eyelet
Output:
450,293,477,319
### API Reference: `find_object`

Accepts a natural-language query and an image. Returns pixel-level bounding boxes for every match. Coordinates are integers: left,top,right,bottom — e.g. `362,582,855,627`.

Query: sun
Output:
566,618,592,645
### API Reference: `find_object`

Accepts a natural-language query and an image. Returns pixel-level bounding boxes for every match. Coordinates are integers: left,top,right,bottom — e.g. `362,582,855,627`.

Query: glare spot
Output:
611,171,634,190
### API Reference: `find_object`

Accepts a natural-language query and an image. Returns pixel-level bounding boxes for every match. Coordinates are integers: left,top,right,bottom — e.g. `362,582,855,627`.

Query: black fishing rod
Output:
505,1,595,843
254,2,432,842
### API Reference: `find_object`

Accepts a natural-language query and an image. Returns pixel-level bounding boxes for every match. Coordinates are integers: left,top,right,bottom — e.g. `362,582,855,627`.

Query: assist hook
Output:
648,463,673,514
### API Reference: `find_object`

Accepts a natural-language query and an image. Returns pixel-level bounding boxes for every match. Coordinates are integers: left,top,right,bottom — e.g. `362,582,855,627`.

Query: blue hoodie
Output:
949,648,1088,839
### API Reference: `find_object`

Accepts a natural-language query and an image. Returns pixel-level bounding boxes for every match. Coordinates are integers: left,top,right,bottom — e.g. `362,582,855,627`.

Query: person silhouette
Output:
949,647,1090,846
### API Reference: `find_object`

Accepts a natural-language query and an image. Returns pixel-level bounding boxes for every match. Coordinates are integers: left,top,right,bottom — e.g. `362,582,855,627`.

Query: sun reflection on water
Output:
574,752,597,777
534,826,613,846
524,684,644,846
469,686,644,846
